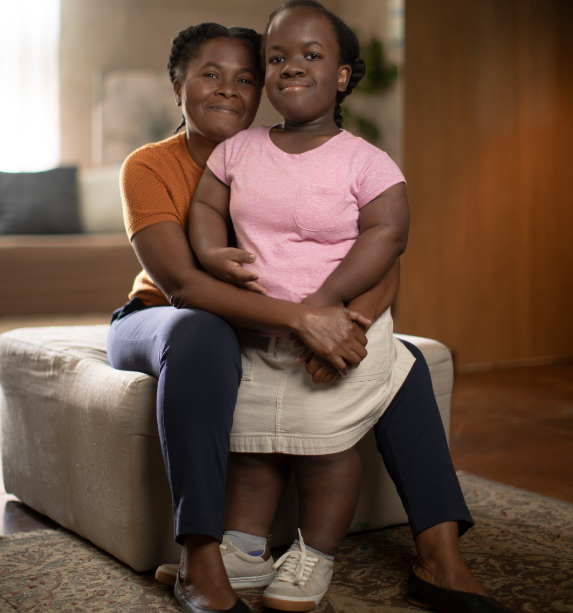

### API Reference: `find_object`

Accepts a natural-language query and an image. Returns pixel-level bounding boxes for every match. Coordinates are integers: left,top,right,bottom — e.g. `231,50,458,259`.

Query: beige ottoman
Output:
0,326,452,572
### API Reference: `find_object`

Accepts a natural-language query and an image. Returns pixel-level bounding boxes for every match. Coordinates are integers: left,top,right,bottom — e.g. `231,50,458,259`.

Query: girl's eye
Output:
306,53,321,60
269,56,283,64
204,73,218,79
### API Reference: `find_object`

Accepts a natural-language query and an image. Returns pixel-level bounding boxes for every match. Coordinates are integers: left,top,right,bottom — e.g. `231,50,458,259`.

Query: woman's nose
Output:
215,77,237,98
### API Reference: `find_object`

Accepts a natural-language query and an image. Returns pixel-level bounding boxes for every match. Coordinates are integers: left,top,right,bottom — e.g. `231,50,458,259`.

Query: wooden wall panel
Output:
396,0,573,367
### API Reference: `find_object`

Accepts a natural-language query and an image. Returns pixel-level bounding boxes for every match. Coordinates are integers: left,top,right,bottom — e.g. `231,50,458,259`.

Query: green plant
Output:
342,35,398,144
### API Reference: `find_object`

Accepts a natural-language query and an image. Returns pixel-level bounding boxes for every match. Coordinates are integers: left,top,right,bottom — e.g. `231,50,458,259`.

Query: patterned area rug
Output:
0,472,571,613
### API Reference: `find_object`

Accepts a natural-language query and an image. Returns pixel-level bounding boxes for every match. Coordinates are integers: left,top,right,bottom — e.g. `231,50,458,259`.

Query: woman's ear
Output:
173,80,183,106
337,65,352,92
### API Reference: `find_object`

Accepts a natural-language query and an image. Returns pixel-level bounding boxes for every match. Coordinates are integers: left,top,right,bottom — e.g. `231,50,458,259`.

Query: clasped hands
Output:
200,247,369,384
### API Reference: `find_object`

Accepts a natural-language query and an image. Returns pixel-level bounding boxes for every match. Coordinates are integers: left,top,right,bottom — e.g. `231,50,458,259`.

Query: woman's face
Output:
174,37,261,142
264,9,350,126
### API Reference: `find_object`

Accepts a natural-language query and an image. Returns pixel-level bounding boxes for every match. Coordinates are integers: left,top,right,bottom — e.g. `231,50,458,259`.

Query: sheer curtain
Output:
0,0,60,172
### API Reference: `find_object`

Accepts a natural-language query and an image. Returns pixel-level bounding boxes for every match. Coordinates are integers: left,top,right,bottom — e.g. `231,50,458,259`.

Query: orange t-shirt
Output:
120,132,203,306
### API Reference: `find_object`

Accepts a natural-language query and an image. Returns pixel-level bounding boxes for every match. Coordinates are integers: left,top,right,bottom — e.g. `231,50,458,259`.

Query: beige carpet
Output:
0,472,571,612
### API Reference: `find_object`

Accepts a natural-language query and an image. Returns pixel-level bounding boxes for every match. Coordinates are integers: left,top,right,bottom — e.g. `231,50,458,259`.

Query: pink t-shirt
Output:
207,125,405,307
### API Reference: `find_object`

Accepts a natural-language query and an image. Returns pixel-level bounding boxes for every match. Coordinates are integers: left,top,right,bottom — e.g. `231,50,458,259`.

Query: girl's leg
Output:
224,452,292,536
374,340,489,597
107,303,242,609
291,447,362,555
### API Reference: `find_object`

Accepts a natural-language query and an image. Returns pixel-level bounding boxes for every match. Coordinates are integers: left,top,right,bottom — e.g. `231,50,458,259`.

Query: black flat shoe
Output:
174,574,251,613
407,570,516,613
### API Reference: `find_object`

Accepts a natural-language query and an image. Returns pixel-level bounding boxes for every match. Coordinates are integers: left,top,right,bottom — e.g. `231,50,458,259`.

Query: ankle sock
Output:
224,530,267,556
292,538,334,562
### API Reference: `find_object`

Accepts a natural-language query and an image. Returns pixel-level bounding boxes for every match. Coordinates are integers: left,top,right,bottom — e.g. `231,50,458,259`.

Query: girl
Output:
189,2,415,610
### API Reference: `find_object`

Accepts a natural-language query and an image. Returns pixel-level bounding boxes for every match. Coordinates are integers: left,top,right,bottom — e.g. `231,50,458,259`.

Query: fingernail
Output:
249,255,255,261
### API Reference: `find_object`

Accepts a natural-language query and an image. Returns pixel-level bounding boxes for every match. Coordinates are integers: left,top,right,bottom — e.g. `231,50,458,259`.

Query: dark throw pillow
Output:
0,166,82,234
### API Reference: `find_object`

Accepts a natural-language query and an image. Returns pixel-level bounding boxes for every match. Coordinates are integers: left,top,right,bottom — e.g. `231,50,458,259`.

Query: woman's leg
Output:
374,340,489,596
292,447,362,555
107,304,242,609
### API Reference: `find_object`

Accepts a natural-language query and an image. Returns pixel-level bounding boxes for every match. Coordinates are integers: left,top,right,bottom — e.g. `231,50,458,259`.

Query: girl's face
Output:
264,8,351,126
174,38,261,143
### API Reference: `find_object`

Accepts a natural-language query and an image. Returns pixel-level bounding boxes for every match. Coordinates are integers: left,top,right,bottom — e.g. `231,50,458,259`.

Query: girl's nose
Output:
280,60,305,78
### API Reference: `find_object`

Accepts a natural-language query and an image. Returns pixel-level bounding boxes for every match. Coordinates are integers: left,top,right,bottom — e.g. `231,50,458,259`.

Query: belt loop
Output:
266,337,277,357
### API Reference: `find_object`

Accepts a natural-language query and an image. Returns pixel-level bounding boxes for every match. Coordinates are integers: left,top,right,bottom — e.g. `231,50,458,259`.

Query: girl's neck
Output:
278,115,339,136
270,116,341,155
185,130,219,170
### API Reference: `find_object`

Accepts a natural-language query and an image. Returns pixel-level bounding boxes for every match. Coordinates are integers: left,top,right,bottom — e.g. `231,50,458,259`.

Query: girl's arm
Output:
132,220,370,373
189,168,266,294
304,182,409,308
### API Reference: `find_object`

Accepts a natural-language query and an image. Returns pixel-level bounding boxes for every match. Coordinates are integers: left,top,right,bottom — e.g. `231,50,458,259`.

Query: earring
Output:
176,97,182,106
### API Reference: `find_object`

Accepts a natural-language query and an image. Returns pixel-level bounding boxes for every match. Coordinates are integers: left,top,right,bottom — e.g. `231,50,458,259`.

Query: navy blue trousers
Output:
107,299,473,545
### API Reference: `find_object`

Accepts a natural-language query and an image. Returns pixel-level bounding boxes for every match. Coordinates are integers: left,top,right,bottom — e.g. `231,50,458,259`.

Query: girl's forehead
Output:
267,8,335,45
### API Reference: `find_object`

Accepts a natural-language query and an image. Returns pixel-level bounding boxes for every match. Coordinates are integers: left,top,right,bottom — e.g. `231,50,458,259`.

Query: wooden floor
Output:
450,359,573,504
1,360,572,537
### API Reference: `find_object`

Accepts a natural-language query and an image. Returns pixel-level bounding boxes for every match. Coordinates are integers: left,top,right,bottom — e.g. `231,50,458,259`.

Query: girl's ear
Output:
173,80,183,106
337,64,352,92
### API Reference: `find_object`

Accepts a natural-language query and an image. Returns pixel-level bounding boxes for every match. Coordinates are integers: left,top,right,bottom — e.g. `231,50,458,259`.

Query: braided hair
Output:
167,23,263,133
263,0,365,129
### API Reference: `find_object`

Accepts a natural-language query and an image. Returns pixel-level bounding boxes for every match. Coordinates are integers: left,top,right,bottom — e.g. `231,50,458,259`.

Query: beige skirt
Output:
230,308,415,455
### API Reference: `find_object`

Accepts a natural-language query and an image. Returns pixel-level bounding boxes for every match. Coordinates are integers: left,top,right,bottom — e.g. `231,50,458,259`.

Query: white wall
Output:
60,0,401,168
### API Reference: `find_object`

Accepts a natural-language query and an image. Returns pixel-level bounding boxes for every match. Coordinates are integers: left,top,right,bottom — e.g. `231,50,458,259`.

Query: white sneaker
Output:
220,535,276,588
154,535,276,589
262,530,333,612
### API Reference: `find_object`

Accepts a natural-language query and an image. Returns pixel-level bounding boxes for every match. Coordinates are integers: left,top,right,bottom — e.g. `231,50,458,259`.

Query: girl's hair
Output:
263,0,365,128
167,23,263,133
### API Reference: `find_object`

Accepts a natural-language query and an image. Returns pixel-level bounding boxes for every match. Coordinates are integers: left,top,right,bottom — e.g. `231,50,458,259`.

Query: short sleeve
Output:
356,150,406,209
120,153,180,240
206,141,229,185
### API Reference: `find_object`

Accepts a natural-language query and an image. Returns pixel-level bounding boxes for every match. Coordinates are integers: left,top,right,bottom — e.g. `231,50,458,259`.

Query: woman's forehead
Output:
190,37,258,70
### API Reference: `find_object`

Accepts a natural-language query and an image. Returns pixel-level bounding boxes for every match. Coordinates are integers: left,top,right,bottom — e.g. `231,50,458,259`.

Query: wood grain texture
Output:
0,235,141,317
397,0,573,367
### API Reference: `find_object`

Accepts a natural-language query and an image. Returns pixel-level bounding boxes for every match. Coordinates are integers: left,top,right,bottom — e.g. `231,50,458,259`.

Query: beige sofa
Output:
0,324,453,572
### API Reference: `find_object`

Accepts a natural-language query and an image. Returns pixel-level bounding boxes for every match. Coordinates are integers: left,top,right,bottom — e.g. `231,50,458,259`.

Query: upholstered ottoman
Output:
0,326,452,572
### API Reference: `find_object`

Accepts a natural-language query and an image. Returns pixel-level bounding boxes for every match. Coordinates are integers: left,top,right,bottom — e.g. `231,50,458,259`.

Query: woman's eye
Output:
306,53,320,60
204,73,218,79
238,77,253,85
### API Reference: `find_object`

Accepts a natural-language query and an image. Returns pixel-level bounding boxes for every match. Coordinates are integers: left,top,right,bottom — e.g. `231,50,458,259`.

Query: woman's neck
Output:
185,130,219,170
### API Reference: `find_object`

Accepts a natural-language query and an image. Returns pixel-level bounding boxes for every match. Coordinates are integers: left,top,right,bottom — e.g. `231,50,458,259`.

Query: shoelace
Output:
272,529,318,587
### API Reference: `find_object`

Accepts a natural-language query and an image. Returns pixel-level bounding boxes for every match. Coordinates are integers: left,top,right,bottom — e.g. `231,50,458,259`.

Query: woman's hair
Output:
167,23,263,133
263,0,365,128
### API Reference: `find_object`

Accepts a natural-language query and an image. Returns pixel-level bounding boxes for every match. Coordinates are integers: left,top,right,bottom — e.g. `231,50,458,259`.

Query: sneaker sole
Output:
230,572,276,589
155,567,275,589
155,567,177,586
262,590,326,612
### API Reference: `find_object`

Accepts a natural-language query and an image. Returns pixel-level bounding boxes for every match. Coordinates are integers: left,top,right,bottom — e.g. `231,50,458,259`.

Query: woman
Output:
108,20,505,613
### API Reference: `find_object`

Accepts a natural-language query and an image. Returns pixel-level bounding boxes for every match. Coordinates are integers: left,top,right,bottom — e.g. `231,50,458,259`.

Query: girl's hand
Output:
296,350,341,384
293,306,370,374
202,247,267,294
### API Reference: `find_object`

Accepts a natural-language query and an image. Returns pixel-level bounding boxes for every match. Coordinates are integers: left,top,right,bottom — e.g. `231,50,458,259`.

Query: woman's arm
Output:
131,220,369,372
299,259,401,383
305,182,409,308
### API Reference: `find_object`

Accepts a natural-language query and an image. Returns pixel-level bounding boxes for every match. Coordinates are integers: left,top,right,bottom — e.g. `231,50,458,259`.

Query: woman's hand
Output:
296,350,341,384
292,306,370,374
201,247,267,294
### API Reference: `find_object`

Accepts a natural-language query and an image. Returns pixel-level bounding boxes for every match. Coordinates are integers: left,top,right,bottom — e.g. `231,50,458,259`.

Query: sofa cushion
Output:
78,165,125,233
0,167,81,234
